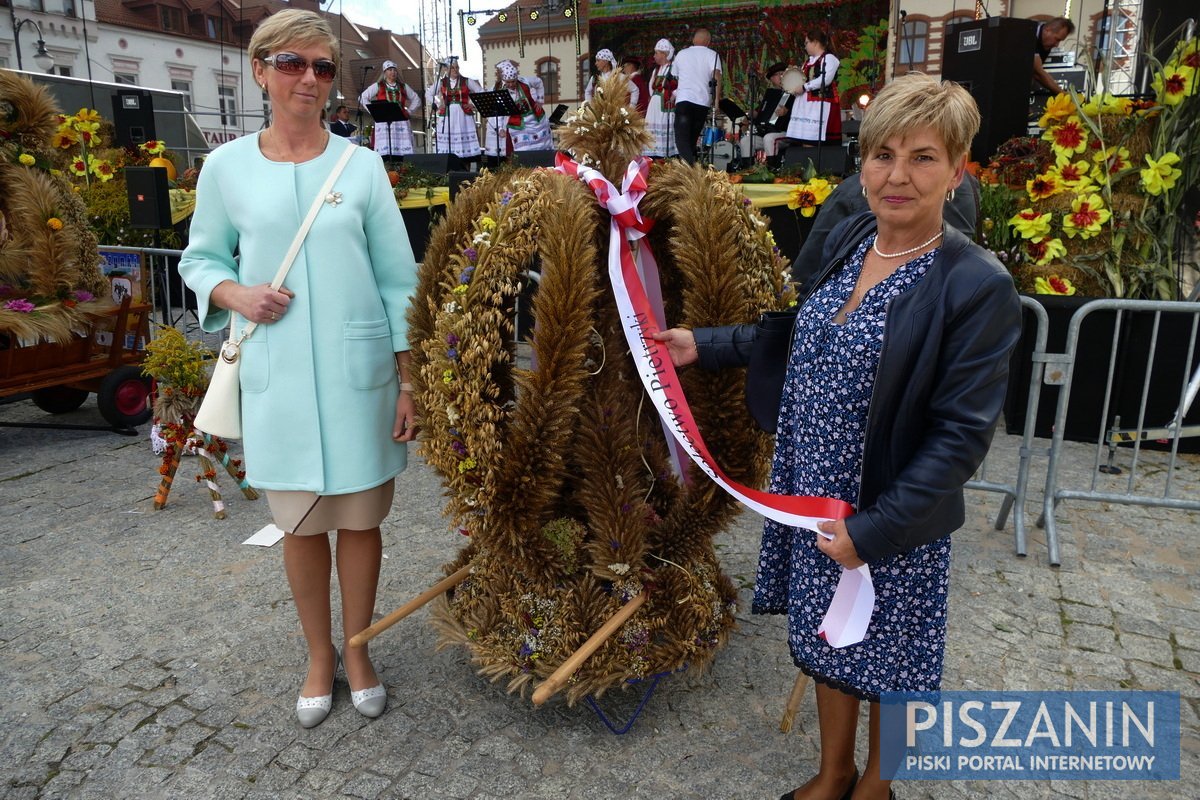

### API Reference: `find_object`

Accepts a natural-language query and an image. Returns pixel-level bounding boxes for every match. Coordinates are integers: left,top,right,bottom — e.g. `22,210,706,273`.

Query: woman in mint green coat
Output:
179,9,416,728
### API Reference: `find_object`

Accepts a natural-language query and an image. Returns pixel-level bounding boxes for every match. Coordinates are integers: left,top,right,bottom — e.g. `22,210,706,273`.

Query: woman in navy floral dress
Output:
654,74,1021,800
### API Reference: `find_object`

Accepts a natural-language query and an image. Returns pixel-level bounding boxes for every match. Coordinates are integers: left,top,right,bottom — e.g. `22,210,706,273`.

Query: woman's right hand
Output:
211,280,294,325
650,328,698,368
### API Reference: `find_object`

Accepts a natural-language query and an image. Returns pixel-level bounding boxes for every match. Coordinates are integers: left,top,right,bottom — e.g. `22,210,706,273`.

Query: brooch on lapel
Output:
325,191,343,206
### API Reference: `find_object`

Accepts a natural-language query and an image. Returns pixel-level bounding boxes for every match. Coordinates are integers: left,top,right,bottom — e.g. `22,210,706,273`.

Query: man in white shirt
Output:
671,28,722,165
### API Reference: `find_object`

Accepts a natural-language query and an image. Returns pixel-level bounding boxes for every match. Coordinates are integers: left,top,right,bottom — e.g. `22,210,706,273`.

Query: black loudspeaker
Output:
111,90,156,150
942,17,1037,164
406,153,461,173
448,171,478,202
782,145,849,176
125,166,172,230
510,149,559,168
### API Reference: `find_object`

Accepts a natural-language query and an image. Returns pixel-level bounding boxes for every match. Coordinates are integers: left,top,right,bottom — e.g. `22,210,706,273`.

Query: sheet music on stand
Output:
471,90,521,120
366,101,409,124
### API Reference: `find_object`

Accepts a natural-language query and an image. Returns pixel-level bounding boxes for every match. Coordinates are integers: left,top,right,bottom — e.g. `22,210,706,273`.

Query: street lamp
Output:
10,16,56,72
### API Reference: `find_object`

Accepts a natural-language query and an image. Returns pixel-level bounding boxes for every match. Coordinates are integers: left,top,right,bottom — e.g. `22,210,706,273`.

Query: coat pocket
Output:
239,339,269,394
343,319,394,390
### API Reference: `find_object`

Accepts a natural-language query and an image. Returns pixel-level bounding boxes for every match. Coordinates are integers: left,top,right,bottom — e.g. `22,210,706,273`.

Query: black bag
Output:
745,310,798,434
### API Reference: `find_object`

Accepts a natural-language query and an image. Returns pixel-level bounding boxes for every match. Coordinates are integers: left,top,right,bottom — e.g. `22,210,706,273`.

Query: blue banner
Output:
880,691,1180,781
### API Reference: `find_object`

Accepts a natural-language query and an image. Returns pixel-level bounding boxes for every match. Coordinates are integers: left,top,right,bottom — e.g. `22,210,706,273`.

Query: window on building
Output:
171,79,192,110
537,59,560,104
0,57,8,69
55,65,72,77
63,0,77,18
218,85,237,125
114,73,138,85
28,0,46,12
898,20,929,69
206,16,222,40
161,7,183,33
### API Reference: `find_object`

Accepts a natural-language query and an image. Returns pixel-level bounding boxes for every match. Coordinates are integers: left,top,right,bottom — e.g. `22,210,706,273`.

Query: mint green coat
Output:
179,133,416,493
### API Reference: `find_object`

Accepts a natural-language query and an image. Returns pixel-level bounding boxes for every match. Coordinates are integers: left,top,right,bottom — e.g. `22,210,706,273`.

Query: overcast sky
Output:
335,0,493,79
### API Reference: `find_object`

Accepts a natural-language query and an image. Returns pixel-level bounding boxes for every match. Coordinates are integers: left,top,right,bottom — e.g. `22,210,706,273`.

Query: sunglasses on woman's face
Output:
264,53,337,82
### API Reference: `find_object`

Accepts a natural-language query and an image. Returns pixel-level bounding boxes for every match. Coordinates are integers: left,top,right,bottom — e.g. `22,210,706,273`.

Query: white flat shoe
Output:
295,647,340,728
351,683,387,718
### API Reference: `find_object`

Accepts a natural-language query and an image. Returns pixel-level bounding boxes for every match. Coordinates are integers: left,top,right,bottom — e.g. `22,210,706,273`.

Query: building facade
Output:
476,0,590,109
2,0,435,151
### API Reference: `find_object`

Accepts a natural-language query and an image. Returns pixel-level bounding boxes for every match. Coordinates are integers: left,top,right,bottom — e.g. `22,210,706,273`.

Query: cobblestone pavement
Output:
1,395,1196,799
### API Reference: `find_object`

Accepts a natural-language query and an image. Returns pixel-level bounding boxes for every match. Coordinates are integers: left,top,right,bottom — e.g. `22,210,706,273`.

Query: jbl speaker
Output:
782,144,850,176
406,153,462,173
941,17,1037,163
111,90,156,150
510,149,559,168
125,166,172,230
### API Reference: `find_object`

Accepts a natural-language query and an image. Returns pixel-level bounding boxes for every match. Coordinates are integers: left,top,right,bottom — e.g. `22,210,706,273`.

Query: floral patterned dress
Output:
751,236,951,701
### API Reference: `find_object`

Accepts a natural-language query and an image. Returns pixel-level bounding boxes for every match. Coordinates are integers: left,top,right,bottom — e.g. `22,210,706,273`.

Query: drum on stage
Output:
781,66,805,94
701,126,722,146
711,140,735,172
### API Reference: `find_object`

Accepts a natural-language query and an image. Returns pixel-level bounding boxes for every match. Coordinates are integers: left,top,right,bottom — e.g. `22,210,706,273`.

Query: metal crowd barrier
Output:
966,295,1051,559
1037,299,1200,565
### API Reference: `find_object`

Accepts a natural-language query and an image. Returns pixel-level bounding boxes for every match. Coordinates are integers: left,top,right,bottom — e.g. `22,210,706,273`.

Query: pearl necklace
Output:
872,230,943,259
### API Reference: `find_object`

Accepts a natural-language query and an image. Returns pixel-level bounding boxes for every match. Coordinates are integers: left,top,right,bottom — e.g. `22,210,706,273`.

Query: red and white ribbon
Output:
556,153,873,647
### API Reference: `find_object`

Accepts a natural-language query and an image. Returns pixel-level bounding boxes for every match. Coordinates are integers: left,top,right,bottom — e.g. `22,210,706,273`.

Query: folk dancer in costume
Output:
501,63,552,153
643,39,678,158
584,49,639,108
426,57,482,162
786,30,841,145
622,56,651,116
359,59,421,163
741,62,794,162
483,60,533,165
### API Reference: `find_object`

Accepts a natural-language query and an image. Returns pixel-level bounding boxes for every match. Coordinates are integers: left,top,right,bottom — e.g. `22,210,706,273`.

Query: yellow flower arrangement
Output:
18,153,35,166
983,31,1200,299
46,217,64,231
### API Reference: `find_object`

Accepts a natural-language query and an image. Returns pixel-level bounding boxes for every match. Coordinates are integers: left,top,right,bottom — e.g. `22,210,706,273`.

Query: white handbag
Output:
193,144,357,440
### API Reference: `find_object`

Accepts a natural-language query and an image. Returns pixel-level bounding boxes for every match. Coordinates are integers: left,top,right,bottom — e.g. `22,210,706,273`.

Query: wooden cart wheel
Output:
97,366,152,428
31,386,89,414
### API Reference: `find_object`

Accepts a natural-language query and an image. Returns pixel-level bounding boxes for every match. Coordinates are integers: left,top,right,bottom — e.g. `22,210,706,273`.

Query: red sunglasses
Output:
264,53,337,82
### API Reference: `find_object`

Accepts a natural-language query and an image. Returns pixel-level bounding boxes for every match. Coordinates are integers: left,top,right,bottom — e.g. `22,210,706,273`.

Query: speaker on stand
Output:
111,90,157,150
125,167,193,324
941,17,1037,164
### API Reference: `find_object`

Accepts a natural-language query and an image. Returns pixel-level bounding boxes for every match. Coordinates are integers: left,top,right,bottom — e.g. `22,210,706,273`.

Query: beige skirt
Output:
265,478,395,536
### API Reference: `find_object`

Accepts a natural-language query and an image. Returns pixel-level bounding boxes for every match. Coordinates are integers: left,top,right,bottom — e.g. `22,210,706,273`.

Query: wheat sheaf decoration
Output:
408,72,793,705
0,70,109,343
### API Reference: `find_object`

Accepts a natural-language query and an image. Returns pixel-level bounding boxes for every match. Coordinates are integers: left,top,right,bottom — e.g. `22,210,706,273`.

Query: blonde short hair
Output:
859,73,980,162
248,9,340,71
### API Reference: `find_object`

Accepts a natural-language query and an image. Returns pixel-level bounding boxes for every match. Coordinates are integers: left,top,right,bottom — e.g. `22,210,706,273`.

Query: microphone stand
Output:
814,52,827,172
432,62,448,156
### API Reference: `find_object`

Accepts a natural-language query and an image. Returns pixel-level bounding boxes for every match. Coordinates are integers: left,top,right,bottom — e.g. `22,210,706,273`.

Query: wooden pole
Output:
779,670,810,733
531,591,647,707
348,565,472,647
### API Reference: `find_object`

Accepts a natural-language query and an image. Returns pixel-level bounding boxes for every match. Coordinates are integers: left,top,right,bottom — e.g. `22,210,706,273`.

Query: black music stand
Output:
367,101,409,166
472,89,521,167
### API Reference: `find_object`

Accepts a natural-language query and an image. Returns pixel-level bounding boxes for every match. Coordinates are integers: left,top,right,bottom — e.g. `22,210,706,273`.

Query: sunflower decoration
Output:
408,71,790,704
0,70,109,343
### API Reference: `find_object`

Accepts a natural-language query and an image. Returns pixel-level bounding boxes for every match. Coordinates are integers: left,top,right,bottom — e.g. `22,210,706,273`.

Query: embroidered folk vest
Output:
651,68,678,111
438,77,474,117
372,82,411,120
